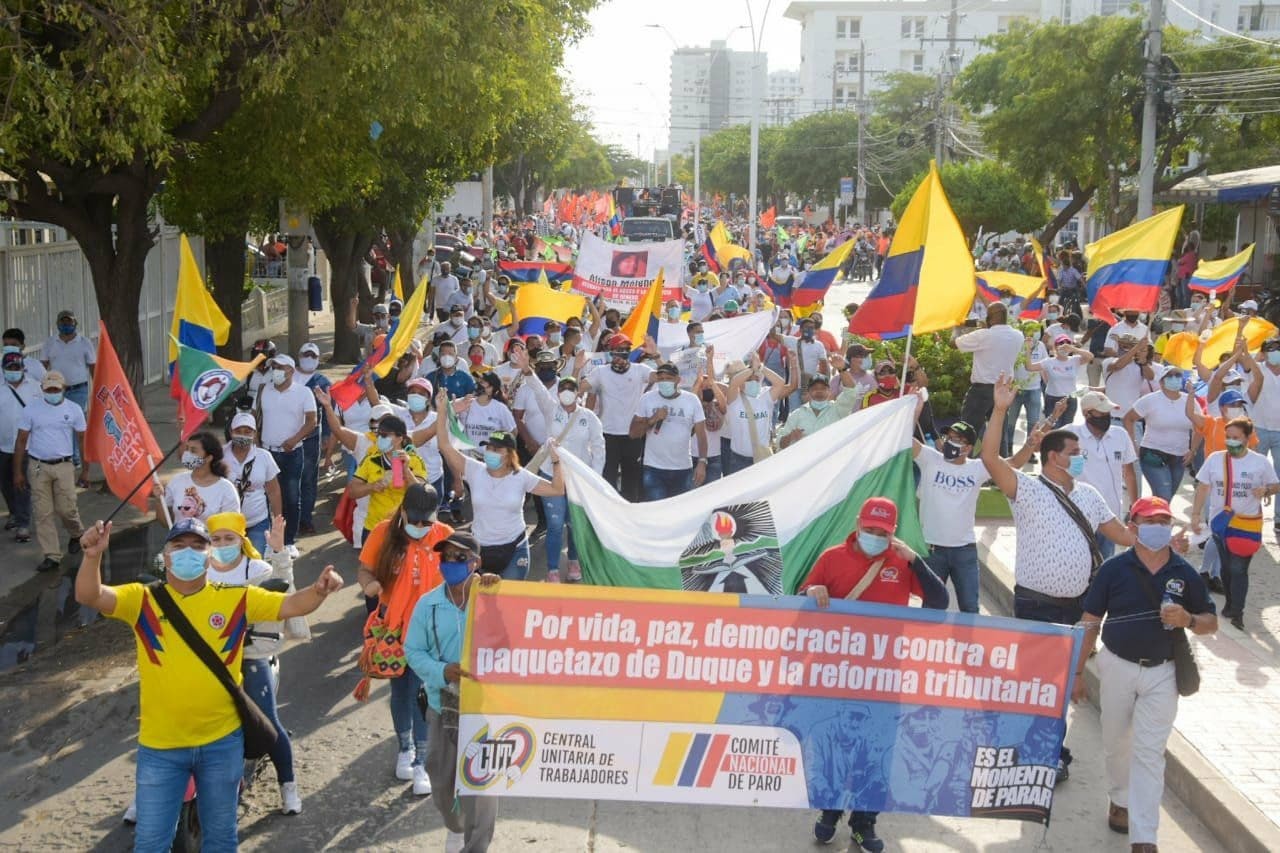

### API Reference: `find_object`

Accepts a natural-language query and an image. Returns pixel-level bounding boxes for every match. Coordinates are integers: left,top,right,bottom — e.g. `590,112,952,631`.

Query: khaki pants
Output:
426,706,498,852
29,459,83,559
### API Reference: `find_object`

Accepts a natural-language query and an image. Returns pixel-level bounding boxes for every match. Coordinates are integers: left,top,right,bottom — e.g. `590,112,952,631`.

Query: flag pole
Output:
103,441,181,524
899,326,914,396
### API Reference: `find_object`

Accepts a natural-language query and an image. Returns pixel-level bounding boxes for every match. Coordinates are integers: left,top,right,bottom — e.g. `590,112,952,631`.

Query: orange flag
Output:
84,322,165,511
759,206,777,228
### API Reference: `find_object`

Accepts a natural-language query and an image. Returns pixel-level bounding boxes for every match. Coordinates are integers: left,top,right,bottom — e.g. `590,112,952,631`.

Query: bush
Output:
848,331,972,419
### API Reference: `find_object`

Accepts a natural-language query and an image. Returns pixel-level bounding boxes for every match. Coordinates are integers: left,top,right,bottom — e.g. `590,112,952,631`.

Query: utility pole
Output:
934,0,959,164
856,40,868,225
481,165,493,233
1137,0,1163,219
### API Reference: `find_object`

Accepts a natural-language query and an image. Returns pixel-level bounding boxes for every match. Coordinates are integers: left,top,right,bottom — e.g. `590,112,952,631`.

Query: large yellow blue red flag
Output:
618,269,665,360
1085,205,1184,324
710,222,752,271
1189,244,1254,295
168,234,230,368
848,161,973,339
371,265,431,377
775,240,855,310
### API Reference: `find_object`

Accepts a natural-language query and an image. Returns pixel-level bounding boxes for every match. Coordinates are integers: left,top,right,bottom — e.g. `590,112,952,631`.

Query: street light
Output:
745,1,767,257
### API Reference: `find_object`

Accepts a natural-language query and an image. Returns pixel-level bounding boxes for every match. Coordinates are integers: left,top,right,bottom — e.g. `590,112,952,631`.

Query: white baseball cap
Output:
230,412,257,432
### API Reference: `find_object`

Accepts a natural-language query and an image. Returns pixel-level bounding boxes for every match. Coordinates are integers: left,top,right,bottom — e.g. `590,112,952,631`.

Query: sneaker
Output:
566,560,582,582
1108,801,1129,834
412,765,432,796
286,544,301,559
14,527,30,543
1208,576,1225,595
68,537,82,555
813,815,838,844
1055,758,1070,786
851,825,885,853
123,799,138,824
395,749,414,781
546,570,561,584
445,830,466,853
280,781,302,815
36,557,60,573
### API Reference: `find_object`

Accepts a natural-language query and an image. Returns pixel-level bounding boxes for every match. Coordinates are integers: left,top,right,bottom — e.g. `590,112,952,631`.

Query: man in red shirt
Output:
800,496,949,851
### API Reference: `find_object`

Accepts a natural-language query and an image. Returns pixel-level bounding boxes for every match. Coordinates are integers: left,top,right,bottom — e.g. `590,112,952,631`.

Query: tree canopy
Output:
891,161,1051,239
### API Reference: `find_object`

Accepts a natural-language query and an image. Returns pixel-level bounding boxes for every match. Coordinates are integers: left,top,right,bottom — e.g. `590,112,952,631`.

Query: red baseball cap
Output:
858,497,898,533
1130,496,1173,520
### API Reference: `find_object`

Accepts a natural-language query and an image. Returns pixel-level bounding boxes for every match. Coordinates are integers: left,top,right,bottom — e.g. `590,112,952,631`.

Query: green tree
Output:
768,111,860,209
604,144,650,184
890,161,1050,241
697,124,781,203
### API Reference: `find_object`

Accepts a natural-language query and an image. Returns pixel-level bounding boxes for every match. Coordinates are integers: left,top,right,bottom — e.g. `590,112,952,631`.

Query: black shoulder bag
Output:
1123,565,1201,697
148,582,279,758
1037,474,1104,580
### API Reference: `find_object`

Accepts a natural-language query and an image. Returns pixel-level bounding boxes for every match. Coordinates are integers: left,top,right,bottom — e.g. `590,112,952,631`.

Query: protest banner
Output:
657,309,775,378
571,232,684,308
458,581,1081,824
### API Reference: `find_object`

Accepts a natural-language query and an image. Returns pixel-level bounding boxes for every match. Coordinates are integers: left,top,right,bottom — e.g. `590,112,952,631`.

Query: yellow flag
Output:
1160,317,1279,370
393,268,405,301
372,264,431,377
168,234,231,365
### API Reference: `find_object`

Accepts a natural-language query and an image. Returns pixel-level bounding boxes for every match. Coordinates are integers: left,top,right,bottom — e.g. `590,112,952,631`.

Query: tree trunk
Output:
386,226,416,299
313,216,376,364
1040,180,1096,247
207,229,249,360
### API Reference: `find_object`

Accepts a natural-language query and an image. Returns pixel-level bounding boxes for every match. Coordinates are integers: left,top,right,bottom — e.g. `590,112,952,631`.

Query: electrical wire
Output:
1166,0,1280,47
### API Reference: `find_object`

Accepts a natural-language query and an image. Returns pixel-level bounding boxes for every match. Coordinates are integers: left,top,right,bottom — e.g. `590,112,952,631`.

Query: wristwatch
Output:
697,457,708,464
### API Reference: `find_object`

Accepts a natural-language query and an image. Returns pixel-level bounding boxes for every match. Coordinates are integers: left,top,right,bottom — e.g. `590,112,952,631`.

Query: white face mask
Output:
298,356,319,372
439,354,457,369
558,389,577,406
450,317,463,328
271,369,288,386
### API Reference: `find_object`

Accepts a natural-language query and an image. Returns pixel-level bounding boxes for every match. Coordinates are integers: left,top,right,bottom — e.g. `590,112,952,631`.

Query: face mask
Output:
481,327,493,340
4,370,22,384
697,283,708,293
1123,314,1139,324
2,345,19,355
376,436,394,453
744,380,761,397
1135,523,1173,551
942,441,966,461
658,380,677,396
212,543,243,565
440,560,471,587
1168,324,1184,334
1046,311,1060,321
667,307,680,320
860,357,873,371
271,369,288,386
439,354,457,369
1065,455,1086,477
548,333,562,346
404,522,430,540
801,329,815,340
857,531,890,557
1225,438,1246,455
407,393,429,413
298,356,319,372
43,391,64,405
558,389,577,406
1086,413,1112,432
467,327,480,339
1267,351,1280,366
57,323,76,335
1162,375,1183,392
181,451,204,470
1223,406,1245,420
469,353,484,366
610,359,629,374
878,377,899,392
483,450,505,470
231,435,254,448
693,333,705,347
534,367,556,383
780,319,792,331
451,317,464,328
810,399,831,411
375,317,389,329
167,547,208,581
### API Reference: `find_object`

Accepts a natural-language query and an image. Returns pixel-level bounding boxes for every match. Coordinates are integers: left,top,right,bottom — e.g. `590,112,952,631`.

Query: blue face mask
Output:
57,323,76,336
1162,375,1183,392
483,450,504,470
406,394,429,413
43,391,64,405
810,399,831,411
860,357,873,371
1066,455,1086,477
658,380,677,397
404,522,430,540
1267,351,1280,366
376,436,394,453
693,334,705,346
441,560,471,587
167,547,208,581
1136,523,1173,551
857,531,890,557
211,544,243,566
4,370,23,384
744,380,761,398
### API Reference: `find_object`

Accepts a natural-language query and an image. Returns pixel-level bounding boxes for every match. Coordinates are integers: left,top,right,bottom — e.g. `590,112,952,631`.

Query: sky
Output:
563,0,802,160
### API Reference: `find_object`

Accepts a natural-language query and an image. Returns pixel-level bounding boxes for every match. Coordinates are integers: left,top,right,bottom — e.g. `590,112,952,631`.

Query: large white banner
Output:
571,232,685,308
658,310,776,378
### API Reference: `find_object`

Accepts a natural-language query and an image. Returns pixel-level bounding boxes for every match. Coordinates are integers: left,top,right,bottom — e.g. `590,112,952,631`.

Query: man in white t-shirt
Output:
954,303,1023,441
430,262,460,322
914,421,988,613
1103,310,1150,357
13,370,86,571
1104,337,1157,420
1066,391,1139,562
257,355,317,551
41,309,96,473
582,335,655,502
631,363,708,500
724,355,797,475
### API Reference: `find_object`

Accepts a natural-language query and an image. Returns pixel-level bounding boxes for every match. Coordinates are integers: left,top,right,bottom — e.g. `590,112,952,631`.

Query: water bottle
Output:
1161,594,1177,631
391,455,405,488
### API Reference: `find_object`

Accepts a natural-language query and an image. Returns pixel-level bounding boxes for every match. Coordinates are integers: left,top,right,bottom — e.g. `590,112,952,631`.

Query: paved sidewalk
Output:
976,478,1280,853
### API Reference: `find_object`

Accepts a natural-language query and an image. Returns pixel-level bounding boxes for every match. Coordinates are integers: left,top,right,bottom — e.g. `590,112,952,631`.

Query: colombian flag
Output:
1085,205,1184,324
783,239,855,309
371,266,431,378
710,222,753,272
1189,244,1254,295
700,232,721,273
168,234,230,370
848,161,973,340
498,259,573,285
618,270,664,361
513,282,586,336
975,270,1047,320
608,195,622,237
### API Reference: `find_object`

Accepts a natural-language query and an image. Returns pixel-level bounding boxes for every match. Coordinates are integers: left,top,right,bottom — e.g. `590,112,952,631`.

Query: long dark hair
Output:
478,372,505,405
371,484,438,587
192,431,229,478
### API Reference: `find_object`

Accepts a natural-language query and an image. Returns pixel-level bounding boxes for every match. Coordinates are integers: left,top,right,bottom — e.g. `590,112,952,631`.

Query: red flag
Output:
84,323,164,511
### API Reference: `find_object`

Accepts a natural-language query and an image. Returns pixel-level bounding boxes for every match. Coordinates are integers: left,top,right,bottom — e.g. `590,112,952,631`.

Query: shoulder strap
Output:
1126,560,1184,655
148,581,242,700
845,558,885,601
739,392,764,455
1223,451,1234,511
1037,474,1104,576
8,385,26,408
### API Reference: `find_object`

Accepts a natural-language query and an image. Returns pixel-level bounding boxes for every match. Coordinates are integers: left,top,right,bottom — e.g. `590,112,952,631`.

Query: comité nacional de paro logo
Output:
191,368,235,410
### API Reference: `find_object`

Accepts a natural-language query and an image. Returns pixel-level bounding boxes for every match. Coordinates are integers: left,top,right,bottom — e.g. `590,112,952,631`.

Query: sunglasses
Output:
440,550,471,562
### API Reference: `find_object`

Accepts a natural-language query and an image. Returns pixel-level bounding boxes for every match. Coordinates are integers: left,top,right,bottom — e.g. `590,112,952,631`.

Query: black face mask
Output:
1123,313,1139,323
1086,413,1113,432
701,388,715,403
610,357,630,374
942,441,967,461
536,367,558,383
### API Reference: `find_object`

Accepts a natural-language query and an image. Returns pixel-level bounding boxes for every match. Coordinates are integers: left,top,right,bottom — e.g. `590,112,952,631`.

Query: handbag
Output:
1036,475,1103,578
1125,564,1201,696
148,582,279,759
352,603,409,702
1209,452,1263,557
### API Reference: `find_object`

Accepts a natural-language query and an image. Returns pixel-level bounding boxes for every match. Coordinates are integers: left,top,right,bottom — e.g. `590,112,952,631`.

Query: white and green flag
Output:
562,396,924,593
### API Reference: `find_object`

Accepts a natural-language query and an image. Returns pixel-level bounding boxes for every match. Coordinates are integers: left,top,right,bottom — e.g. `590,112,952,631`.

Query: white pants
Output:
1099,645,1178,845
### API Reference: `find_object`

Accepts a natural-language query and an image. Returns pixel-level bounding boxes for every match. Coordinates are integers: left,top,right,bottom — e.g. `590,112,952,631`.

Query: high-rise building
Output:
667,40,768,155
766,69,804,127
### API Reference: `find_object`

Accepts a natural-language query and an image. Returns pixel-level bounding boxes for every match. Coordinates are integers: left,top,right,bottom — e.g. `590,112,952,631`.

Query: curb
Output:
977,536,1280,853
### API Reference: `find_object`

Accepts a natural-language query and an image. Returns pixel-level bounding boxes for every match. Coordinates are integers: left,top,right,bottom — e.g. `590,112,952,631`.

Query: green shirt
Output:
777,388,861,442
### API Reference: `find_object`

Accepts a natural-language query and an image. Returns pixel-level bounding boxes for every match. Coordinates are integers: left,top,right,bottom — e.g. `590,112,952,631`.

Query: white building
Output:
766,69,804,126
667,40,768,155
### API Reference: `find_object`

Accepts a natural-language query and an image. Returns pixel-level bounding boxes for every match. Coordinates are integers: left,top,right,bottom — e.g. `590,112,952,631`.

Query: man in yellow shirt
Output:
74,517,341,853
350,416,428,534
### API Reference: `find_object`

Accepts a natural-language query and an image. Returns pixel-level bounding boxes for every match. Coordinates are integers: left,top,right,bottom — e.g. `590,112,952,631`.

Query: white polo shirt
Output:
258,379,316,451
0,378,41,453
41,334,96,386
1067,423,1138,517
954,325,1024,384
17,397,86,460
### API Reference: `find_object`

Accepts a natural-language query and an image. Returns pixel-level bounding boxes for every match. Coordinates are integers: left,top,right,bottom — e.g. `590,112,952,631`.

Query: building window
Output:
902,51,925,73
836,16,860,39
1239,4,1280,30
835,50,860,74
1100,0,1123,15
901,16,926,39
997,15,1028,33
833,85,860,108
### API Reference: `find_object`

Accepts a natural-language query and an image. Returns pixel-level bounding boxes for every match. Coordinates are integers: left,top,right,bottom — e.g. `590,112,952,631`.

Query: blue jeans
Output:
245,517,269,556
1139,449,1184,502
134,729,244,853
540,493,577,572
1214,535,1254,617
389,669,428,767
702,456,723,483
1012,589,1081,767
300,435,320,527
1002,388,1043,456
643,465,693,501
926,543,979,613
65,382,89,467
1043,393,1077,428
722,450,754,477
270,447,303,545
1253,428,1280,521
243,658,293,783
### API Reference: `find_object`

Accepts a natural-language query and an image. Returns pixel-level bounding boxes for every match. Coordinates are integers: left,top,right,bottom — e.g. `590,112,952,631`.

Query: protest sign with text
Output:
570,232,684,308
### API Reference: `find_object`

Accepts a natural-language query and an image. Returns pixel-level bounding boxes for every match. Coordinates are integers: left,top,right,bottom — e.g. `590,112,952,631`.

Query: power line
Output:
1165,0,1280,47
